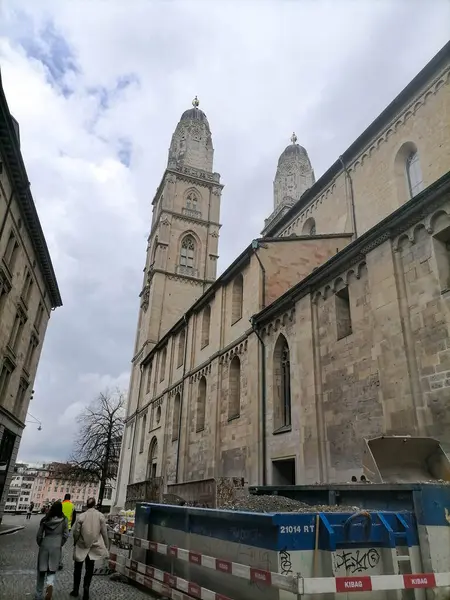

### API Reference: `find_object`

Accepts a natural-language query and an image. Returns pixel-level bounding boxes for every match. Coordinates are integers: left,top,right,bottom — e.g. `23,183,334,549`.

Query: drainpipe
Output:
251,317,267,486
339,156,357,240
128,363,145,486
251,240,266,310
175,315,189,482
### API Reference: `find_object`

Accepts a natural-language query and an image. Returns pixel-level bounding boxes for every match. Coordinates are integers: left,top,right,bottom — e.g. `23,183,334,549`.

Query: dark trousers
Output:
73,556,95,592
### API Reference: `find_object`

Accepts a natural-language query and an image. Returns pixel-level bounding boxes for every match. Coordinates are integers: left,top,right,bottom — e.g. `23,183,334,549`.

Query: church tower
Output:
262,133,315,234
135,97,223,356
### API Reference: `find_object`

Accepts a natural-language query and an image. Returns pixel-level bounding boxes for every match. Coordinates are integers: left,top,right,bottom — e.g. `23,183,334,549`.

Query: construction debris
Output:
217,492,359,513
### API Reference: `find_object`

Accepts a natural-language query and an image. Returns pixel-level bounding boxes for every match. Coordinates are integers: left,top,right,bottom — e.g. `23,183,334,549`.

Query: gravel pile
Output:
218,493,359,513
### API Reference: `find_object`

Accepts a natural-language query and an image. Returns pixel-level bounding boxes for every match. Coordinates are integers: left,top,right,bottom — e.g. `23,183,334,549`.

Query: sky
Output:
0,0,449,464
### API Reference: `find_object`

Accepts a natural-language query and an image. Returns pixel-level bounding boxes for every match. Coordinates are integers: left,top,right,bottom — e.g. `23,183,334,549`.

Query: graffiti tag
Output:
280,549,293,575
334,548,380,574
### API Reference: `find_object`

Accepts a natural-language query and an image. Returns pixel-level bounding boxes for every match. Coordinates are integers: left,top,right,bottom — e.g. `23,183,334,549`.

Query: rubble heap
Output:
218,492,358,513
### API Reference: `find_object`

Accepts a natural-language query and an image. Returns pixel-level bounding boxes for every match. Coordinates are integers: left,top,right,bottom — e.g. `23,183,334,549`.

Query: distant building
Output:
30,463,115,512
4,462,116,513
0,73,62,522
4,462,37,513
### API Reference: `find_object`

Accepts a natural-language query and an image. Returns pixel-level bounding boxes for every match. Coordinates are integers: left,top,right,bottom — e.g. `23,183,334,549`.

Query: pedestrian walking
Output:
35,500,69,600
70,497,108,600
27,501,34,520
59,493,76,570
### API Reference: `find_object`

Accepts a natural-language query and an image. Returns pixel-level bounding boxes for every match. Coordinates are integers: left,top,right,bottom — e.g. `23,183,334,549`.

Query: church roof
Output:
277,133,309,164
278,142,308,161
179,96,210,127
180,107,209,125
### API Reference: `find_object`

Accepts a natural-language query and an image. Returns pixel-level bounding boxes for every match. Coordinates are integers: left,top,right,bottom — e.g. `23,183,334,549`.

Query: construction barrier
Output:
109,532,450,597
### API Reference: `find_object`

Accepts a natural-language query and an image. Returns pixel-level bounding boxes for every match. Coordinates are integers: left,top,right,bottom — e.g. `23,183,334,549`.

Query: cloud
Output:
0,0,448,463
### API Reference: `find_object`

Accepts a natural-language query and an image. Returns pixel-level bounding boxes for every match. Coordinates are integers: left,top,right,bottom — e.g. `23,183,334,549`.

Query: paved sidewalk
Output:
0,514,152,599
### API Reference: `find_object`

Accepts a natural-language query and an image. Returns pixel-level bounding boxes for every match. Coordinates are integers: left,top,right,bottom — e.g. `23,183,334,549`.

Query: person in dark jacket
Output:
35,500,69,600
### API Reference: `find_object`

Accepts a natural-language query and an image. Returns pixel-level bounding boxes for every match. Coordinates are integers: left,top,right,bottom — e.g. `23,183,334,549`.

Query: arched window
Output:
180,235,196,271
177,329,186,368
406,151,424,198
186,191,199,211
196,376,206,432
201,305,211,348
147,437,158,479
273,334,291,431
159,347,167,381
302,217,316,236
228,355,241,420
394,142,424,204
231,274,243,324
172,393,181,441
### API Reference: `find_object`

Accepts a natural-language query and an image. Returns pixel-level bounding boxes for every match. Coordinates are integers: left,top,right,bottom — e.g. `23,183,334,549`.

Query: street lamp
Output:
26,412,42,431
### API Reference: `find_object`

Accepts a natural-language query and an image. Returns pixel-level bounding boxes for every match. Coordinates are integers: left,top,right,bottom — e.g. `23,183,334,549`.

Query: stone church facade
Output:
115,42,450,508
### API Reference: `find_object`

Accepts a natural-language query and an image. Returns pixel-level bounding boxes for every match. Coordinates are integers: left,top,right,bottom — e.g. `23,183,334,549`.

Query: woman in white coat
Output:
70,497,109,600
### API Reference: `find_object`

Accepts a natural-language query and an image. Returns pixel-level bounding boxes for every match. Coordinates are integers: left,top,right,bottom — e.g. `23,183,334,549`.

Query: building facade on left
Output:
0,73,62,523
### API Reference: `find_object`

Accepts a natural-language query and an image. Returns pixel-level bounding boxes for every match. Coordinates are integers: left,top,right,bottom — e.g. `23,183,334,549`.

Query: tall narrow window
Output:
34,303,44,332
0,269,12,309
172,393,181,441
146,361,153,394
24,335,39,373
180,235,196,270
201,305,211,348
228,356,241,420
406,151,424,198
3,230,19,272
186,191,198,211
196,376,206,432
8,311,25,353
433,223,450,293
139,414,147,453
147,437,158,479
159,348,167,382
127,422,134,449
273,335,291,431
0,357,14,403
231,274,243,324
21,268,33,306
177,330,186,368
335,286,352,339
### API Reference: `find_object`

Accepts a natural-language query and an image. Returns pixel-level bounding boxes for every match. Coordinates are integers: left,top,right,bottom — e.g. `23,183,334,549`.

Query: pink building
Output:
30,463,113,511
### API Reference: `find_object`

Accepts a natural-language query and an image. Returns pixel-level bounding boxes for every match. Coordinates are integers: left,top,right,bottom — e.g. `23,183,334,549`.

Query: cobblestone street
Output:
0,514,152,600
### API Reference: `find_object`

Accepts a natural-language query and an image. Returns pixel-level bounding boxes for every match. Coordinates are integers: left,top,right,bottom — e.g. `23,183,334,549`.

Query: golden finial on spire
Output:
192,96,199,108
291,132,298,144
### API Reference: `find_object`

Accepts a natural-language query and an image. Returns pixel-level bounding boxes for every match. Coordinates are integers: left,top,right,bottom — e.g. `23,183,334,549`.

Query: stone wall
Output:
260,186,450,484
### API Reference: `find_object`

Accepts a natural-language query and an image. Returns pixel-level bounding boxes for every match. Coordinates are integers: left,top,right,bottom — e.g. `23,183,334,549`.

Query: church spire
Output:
167,98,214,171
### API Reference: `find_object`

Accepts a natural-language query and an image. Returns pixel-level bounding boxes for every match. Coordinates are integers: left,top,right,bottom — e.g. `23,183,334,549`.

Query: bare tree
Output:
70,388,125,508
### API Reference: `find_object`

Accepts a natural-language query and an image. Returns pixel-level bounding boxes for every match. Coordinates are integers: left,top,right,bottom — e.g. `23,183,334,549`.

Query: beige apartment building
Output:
115,42,450,508
0,73,62,522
